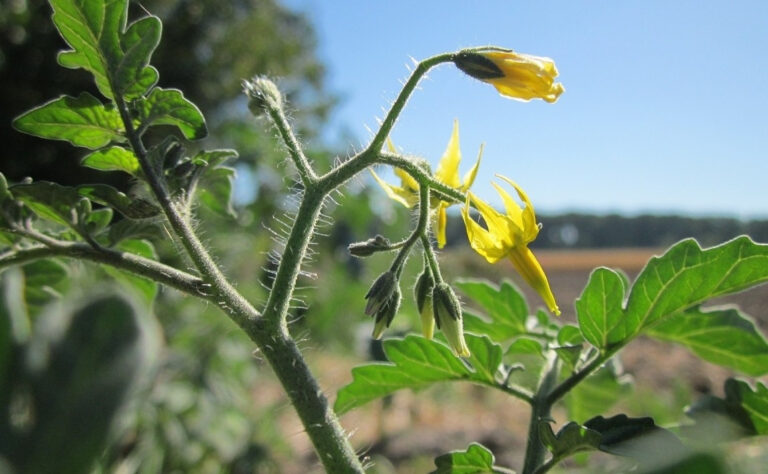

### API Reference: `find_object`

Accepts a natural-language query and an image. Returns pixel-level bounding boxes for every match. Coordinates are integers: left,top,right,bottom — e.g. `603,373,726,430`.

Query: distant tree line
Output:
443,212,768,249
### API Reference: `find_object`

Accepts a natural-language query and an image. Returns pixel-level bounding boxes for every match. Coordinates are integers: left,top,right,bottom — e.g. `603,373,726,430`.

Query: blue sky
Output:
285,0,768,218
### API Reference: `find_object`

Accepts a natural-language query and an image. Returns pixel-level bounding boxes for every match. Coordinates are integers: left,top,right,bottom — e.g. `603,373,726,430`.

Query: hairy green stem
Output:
421,234,444,285
522,353,561,474
267,102,317,186
0,243,204,296
390,184,430,273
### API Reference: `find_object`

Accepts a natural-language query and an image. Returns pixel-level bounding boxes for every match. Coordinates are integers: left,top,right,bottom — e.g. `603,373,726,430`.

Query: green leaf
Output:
51,0,160,100
334,334,503,414
565,361,633,424
81,146,139,174
683,378,758,442
646,307,768,376
540,421,601,459
136,88,206,139
15,293,154,473
192,149,238,168
107,219,162,246
197,166,236,217
22,259,70,316
583,414,685,460
610,237,768,343
730,379,768,434
457,279,529,342
11,181,85,227
77,184,160,219
85,208,114,235
576,267,627,349
504,337,545,390
12,93,124,149
102,239,158,304
432,443,504,474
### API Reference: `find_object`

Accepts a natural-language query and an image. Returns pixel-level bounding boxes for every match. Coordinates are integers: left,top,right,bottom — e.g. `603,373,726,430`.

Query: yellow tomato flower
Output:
370,120,482,248
454,49,564,103
461,176,560,315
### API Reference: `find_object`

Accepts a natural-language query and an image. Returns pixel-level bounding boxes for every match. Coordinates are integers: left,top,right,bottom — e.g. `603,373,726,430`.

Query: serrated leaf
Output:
610,237,768,343
646,307,768,376
457,279,529,342
565,361,633,424
432,443,503,474
541,421,601,459
197,166,236,217
583,414,685,460
81,146,139,174
101,239,158,304
11,181,84,227
335,334,503,414
136,88,206,139
51,0,160,100
12,93,124,149
504,337,545,390
576,267,626,349
77,184,159,219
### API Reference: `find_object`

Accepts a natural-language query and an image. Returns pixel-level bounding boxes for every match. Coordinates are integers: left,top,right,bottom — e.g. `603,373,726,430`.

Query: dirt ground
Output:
263,248,768,473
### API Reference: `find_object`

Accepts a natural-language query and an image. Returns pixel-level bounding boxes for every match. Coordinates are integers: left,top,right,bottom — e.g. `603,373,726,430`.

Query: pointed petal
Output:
461,200,508,263
435,120,461,188
491,182,524,234
460,143,483,192
508,246,560,315
468,191,511,240
497,175,539,242
386,137,397,153
369,169,415,208
394,167,420,192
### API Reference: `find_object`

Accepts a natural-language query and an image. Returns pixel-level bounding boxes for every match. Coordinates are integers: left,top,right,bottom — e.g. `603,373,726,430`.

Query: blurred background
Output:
1,0,767,472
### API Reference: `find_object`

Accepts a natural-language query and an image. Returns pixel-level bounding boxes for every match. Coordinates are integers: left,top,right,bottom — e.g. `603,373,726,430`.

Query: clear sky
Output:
284,0,768,218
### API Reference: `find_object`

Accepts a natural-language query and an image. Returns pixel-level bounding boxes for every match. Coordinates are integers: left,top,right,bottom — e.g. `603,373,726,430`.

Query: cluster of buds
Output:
365,265,470,357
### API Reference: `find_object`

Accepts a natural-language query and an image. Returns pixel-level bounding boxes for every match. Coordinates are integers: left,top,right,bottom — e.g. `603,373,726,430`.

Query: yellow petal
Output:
369,169,416,208
394,167,420,193
468,191,511,242
491,182,524,234
496,175,539,243
508,246,560,316
481,50,565,103
461,200,508,263
435,120,461,188
459,143,483,192
386,137,397,154
436,202,448,249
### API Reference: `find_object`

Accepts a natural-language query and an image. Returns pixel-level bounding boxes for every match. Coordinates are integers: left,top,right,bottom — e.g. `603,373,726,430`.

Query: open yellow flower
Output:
371,120,482,248
461,176,560,315
454,49,565,103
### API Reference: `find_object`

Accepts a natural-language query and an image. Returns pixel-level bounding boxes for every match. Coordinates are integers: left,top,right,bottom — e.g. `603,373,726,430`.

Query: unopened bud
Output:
348,235,391,258
243,76,283,115
364,271,397,316
453,51,504,80
371,286,401,340
433,283,469,357
414,269,435,339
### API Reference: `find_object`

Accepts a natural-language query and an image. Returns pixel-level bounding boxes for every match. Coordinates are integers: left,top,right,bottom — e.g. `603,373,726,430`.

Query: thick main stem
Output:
522,353,561,474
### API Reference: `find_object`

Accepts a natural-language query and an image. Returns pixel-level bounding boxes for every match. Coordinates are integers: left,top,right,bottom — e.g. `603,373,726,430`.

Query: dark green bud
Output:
453,51,504,80
433,283,469,357
364,271,397,316
348,235,391,258
371,286,401,340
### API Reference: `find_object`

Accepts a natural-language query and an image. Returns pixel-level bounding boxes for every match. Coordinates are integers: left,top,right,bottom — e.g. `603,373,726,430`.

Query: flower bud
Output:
243,76,283,115
364,271,397,316
432,283,470,357
371,286,401,340
348,235,391,258
414,269,435,339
